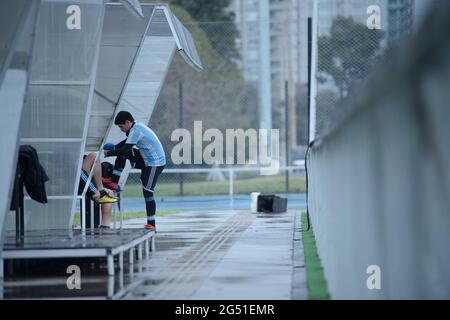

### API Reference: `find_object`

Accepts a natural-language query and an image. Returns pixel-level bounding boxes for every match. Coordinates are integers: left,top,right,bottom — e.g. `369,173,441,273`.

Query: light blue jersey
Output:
126,122,166,166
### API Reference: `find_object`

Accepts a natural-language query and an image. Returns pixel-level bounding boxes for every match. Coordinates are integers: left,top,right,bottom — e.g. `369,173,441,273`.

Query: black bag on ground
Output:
257,194,288,213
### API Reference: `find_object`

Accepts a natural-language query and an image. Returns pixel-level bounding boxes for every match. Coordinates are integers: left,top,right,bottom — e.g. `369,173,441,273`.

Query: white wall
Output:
307,3,450,299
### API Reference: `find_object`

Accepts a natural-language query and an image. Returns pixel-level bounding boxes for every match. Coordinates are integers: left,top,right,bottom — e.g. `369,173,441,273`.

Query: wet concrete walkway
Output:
121,209,307,300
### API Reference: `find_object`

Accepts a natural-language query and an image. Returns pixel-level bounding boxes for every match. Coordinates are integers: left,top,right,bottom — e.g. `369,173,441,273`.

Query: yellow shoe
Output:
96,195,118,203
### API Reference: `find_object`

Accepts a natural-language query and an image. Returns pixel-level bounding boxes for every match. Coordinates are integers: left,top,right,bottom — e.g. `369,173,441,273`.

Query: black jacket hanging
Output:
10,145,49,210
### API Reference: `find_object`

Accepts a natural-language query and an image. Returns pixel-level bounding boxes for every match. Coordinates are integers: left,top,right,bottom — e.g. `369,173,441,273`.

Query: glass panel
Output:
16,0,104,230
95,5,153,103
85,4,154,152
5,142,86,231
119,0,144,19
165,8,203,70
85,93,114,151
147,8,172,36
21,85,90,138
106,35,175,147
23,198,73,230
95,46,140,103
0,70,29,231
101,5,152,47
29,0,103,82
0,0,28,74
0,0,36,244
21,141,81,196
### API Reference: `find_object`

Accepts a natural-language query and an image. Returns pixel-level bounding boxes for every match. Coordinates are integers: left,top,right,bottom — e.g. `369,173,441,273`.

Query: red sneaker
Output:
144,224,156,231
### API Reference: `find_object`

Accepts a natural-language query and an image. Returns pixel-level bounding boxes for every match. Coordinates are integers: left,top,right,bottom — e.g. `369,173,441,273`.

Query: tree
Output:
168,0,240,61
143,4,255,167
318,16,384,99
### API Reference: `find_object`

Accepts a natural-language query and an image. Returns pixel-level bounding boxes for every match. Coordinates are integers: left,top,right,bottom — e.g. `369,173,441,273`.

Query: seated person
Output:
78,153,117,228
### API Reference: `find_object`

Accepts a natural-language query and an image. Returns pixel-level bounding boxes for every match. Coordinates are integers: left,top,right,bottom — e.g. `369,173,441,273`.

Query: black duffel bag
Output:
257,194,288,213
101,161,114,179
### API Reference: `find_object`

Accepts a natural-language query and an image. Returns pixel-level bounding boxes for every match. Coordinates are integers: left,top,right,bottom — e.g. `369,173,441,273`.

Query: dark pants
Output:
78,169,100,229
112,149,164,226
78,169,97,200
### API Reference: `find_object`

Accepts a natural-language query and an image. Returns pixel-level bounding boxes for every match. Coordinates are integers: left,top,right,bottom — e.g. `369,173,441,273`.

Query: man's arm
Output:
114,139,127,149
106,125,140,157
105,142,135,157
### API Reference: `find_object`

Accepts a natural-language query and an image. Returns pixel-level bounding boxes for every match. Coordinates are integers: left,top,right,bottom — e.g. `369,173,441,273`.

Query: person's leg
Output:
100,203,112,227
80,156,98,200
140,165,164,229
112,148,146,183
112,156,126,184
83,153,105,191
83,153,116,201
82,153,96,172
140,167,155,228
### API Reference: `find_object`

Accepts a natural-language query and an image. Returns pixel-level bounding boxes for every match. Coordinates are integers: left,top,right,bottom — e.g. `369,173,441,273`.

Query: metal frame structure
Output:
2,271,148,300
1,2,203,232
77,3,156,230
0,2,202,287
1,229,155,278
0,0,39,281
79,3,203,230
3,0,107,232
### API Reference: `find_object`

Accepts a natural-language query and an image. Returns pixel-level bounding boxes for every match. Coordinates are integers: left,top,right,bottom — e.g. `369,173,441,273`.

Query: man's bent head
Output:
114,111,134,132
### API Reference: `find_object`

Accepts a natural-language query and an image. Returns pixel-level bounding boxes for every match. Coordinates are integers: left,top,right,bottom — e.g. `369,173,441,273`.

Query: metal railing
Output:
127,164,305,201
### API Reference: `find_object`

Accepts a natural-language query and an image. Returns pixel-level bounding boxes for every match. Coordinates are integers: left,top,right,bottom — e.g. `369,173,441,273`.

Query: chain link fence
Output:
123,1,423,204
149,20,258,165
127,17,305,205
120,1,424,207
125,167,305,198
315,0,416,139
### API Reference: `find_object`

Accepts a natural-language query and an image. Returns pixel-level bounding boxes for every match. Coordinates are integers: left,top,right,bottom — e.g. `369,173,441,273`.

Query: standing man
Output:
104,111,165,231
